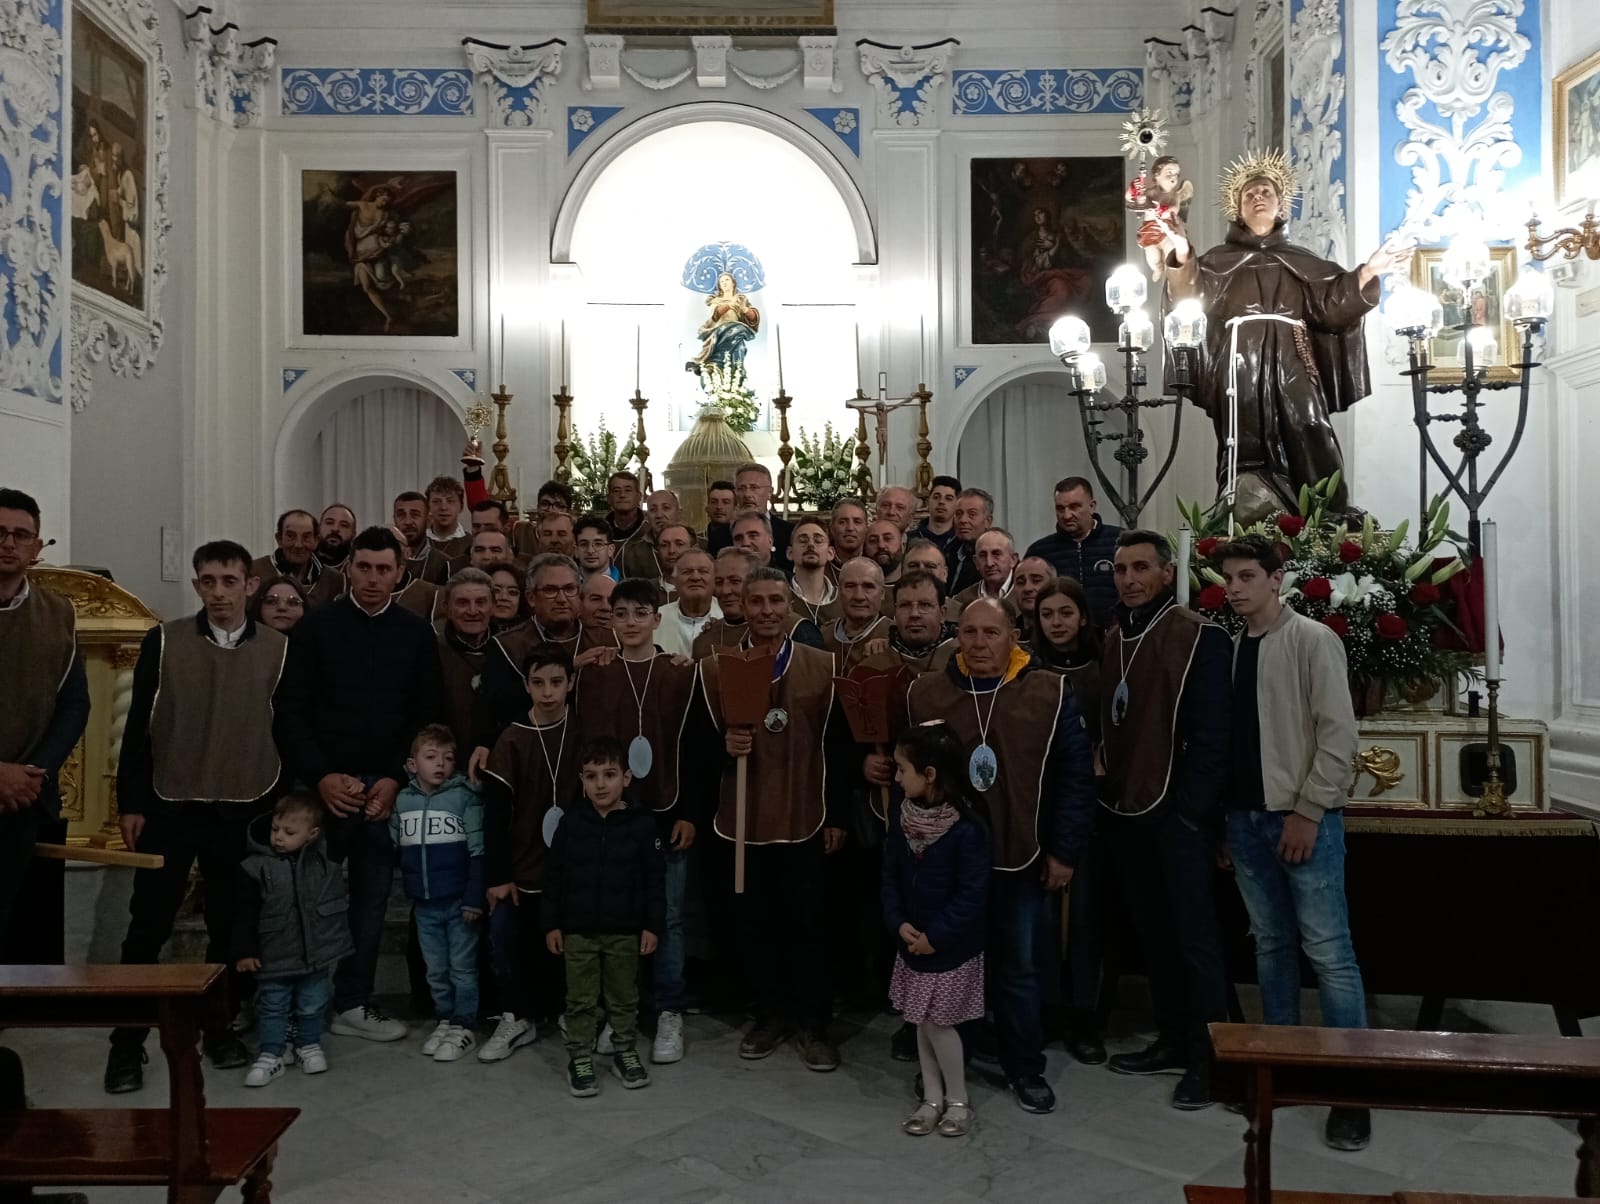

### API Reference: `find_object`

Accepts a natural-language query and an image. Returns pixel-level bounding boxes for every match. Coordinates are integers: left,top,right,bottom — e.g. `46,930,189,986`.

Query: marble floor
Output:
5,867,1588,1204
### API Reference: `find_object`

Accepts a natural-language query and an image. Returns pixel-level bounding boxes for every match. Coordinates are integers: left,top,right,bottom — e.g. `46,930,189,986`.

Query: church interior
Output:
6,0,1600,1199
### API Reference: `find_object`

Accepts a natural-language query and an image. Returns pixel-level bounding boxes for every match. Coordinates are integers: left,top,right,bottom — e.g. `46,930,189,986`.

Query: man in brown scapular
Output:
251,508,344,608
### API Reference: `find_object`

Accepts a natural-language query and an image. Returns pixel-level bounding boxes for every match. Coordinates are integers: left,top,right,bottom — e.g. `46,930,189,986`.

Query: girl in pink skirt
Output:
883,724,992,1137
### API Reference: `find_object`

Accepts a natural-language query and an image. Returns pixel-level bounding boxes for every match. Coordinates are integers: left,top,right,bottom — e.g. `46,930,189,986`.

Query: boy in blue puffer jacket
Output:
391,724,485,1063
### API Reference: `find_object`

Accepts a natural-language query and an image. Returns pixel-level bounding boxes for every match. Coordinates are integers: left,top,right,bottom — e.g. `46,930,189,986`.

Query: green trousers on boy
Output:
562,932,640,1058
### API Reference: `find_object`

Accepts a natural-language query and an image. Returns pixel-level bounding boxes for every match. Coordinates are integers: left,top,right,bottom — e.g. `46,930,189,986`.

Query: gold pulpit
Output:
32,568,160,848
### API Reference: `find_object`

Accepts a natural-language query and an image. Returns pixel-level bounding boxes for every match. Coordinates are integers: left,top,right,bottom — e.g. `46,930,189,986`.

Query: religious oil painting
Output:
300,170,460,338
1554,48,1600,206
586,0,833,32
1413,245,1520,384
71,7,149,312
969,157,1126,346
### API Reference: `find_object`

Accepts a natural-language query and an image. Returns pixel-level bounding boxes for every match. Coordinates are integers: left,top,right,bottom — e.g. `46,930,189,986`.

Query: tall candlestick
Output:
635,326,641,393
560,319,567,392
499,315,506,389
1482,519,1499,681
776,324,784,392
1176,527,1192,607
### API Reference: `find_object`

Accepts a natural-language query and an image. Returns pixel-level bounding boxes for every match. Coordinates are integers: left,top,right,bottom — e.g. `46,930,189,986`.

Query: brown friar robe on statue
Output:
821,615,891,676
248,554,344,609
574,653,697,813
482,710,580,891
1099,606,1207,815
438,627,491,754
907,662,1067,871
699,643,836,845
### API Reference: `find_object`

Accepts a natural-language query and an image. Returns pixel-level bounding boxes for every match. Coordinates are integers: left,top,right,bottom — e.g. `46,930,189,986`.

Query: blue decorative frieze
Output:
804,107,860,157
952,365,979,390
281,67,474,117
282,367,308,392
451,367,478,389
681,243,766,294
567,105,624,155
951,68,1144,116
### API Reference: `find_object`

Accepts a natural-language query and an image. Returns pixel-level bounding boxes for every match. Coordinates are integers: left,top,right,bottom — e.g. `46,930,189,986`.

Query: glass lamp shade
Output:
1072,352,1107,392
1048,315,1093,360
1504,268,1555,323
1465,325,1498,368
1382,284,1445,337
1442,236,1492,289
1105,265,1148,315
1119,307,1155,352
1164,298,1207,348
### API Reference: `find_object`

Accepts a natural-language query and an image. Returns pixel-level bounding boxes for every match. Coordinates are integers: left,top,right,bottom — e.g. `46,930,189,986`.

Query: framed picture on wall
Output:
969,156,1126,346
1412,245,1520,383
1554,48,1600,206
299,170,461,339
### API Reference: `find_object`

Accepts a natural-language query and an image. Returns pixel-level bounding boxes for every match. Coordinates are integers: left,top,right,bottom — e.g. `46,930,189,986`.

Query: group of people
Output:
0,457,1369,1148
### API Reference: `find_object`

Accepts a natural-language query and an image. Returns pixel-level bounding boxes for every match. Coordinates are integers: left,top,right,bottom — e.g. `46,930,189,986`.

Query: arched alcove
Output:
275,369,470,526
555,107,870,476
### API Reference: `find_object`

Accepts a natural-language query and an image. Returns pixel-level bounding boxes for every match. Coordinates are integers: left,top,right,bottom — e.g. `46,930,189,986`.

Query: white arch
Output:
944,359,1073,452
272,363,474,515
551,102,877,267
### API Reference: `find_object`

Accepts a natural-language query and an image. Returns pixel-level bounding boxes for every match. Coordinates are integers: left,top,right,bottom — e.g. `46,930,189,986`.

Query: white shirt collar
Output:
209,618,248,648
0,578,31,611
350,593,393,619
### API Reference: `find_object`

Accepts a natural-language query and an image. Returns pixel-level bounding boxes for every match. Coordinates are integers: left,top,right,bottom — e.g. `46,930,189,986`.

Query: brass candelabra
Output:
488,386,519,514
773,388,794,517
912,384,934,505
552,386,574,485
630,388,652,493
1525,210,1600,262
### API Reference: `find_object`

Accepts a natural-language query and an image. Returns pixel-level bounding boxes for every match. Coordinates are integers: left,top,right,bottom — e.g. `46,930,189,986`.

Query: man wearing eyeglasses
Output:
0,488,91,954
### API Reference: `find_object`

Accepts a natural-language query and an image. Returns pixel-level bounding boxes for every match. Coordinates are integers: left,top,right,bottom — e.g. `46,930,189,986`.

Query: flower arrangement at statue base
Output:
1178,475,1474,714
700,361,762,435
789,422,857,512
567,421,639,513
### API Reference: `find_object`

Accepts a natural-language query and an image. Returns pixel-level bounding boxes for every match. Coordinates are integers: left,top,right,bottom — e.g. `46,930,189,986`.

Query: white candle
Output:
1176,527,1192,607
560,319,567,392
1482,519,1499,681
854,324,863,392
635,326,641,393
499,315,506,389
776,324,785,392
919,314,927,387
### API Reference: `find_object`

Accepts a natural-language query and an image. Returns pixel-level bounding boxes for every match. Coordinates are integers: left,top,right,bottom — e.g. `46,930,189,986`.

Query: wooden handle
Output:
734,755,748,895
875,742,890,825
33,843,165,869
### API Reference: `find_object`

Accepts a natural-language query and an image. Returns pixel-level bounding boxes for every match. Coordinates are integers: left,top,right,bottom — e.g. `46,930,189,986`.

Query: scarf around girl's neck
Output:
901,797,959,856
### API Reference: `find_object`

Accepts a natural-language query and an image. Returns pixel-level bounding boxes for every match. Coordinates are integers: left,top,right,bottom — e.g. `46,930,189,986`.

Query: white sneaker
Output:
652,1012,684,1064
433,1025,477,1062
243,1054,283,1088
297,1044,328,1075
478,1014,536,1063
329,1005,408,1043
420,1020,453,1057
594,1022,616,1056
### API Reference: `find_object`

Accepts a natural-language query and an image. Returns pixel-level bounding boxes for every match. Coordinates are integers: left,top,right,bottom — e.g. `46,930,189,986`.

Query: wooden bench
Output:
1209,1023,1600,1204
1185,1188,1391,1204
0,964,297,1203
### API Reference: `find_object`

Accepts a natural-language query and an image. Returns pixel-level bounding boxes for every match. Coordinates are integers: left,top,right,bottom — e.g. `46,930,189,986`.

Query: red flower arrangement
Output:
1323,614,1350,637
1195,536,1221,558
1338,540,1364,564
1301,576,1334,600
1375,613,1409,640
1409,582,1441,606
1197,584,1227,611
1277,514,1307,537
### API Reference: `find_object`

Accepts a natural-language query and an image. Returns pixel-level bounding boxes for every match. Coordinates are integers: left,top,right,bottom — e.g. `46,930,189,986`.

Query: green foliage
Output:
790,423,857,511
567,421,638,512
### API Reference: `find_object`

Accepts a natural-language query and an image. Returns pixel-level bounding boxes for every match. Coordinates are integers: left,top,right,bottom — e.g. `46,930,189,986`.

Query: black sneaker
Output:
1171,1067,1214,1111
1010,1074,1056,1114
1065,1023,1107,1066
890,1022,919,1062
103,1044,146,1095
1108,1040,1187,1076
567,1054,599,1097
1324,1106,1372,1151
203,1030,251,1070
612,1047,651,1089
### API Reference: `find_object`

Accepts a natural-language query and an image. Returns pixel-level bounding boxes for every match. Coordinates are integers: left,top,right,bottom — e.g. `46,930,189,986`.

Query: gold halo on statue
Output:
1119,108,1168,162
463,402,495,438
1218,149,1299,221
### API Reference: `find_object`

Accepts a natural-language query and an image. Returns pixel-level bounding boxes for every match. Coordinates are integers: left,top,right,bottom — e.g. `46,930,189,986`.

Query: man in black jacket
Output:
274,526,442,1042
1024,476,1122,625
946,488,994,596
543,737,666,1096
1098,530,1232,1110
734,462,793,572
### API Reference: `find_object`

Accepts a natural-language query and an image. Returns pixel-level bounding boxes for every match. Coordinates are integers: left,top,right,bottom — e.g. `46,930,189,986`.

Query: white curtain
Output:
313,387,463,531
957,379,1094,551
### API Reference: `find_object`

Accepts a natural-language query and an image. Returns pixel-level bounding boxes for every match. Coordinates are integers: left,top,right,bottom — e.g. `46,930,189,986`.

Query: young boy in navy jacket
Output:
392,724,485,1063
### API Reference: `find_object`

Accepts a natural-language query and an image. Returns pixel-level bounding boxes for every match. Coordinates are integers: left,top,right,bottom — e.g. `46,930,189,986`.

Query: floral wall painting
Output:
969,156,1126,345
71,8,148,313
1554,48,1600,206
300,170,460,338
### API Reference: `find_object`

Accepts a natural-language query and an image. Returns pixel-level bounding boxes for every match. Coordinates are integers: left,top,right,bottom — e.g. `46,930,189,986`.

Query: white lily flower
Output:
1330,572,1381,610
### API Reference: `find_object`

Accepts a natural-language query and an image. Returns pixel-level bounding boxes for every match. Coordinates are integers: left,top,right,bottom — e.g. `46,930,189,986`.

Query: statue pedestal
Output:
1352,709,1550,810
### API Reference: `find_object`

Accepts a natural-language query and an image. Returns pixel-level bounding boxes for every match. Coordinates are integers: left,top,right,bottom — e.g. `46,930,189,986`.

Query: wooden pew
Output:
0,964,297,1203
1208,1023,1600,1204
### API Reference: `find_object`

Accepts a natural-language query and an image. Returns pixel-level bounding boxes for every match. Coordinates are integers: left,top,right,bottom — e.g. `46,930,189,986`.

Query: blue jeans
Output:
655,847,688,1014
990,870,1048,1081
257,971,332,1056
1226,809,1368,1030
414,897,481,1027
331,812,397,1014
